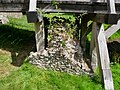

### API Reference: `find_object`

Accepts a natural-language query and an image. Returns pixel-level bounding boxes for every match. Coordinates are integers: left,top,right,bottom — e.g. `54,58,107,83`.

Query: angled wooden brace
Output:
92,22,114,90
105,19,120,39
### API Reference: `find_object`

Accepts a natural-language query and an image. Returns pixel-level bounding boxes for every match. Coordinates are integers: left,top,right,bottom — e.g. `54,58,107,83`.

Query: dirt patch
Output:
0,49,11,55
0,54,18,79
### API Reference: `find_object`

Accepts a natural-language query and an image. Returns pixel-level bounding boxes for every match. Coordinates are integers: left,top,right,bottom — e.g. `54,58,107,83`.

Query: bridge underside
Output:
0,0,120,14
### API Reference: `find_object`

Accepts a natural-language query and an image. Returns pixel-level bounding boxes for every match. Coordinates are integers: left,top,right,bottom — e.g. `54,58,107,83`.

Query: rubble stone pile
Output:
29,20,91,75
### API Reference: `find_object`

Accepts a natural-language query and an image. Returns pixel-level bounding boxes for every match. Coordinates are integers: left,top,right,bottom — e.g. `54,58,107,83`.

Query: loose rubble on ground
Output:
28,20,91,75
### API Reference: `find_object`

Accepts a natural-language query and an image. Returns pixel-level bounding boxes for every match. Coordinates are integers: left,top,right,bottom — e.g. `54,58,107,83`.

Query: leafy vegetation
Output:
0,14,120,90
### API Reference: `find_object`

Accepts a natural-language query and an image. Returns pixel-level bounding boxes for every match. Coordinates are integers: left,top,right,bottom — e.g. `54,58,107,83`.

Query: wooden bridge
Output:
1,0,120,90
0,0,120,13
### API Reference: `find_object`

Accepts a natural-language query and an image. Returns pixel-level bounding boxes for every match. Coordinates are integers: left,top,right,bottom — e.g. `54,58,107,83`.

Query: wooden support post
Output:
44,17,49,49
28,0,46,52
90,22,98,71
34,21,45,52
105,19,120,39
80,15,87,53
27,0,39,23
93,22,114,90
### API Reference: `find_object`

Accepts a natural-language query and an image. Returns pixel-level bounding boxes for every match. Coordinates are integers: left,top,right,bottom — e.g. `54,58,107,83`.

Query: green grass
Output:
109,30,120,40
0,61,119,90
0,14,120,90
0,62,103,90
111,64,120,90
8,16,34,31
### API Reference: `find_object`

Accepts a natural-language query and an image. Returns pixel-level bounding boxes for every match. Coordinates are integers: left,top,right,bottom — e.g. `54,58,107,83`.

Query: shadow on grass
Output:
0,24,36,66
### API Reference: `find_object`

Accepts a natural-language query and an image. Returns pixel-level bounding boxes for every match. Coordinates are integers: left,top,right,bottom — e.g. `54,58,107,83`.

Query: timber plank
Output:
1,0,120,4
0,0,120,14
37,0,120,3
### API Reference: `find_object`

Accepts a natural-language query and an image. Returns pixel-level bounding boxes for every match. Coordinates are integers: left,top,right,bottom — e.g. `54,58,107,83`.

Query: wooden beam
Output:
93,22,114,90
34,21,45,52
84,13,118,24
1,1,120,14
105,19,120,39
93,14,118,24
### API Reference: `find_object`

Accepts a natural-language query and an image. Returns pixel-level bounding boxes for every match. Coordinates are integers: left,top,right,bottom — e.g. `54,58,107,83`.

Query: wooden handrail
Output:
107,0,116,14
29,0,37,11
